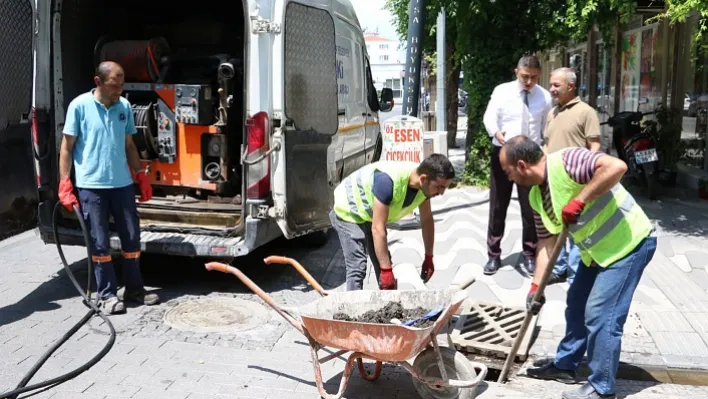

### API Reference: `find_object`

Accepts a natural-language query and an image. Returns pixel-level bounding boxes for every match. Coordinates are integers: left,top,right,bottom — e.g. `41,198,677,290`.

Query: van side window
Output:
365,58,380,112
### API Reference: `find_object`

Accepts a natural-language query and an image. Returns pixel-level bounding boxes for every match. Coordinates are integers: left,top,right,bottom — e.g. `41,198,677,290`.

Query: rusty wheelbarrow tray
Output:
206,256,488,399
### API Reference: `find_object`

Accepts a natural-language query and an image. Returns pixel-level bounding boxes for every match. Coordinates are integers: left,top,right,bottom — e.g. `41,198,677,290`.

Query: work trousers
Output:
329,210,387,291
78,185,144,300
487,145,537,260
553,235,657,395
553,236,581,285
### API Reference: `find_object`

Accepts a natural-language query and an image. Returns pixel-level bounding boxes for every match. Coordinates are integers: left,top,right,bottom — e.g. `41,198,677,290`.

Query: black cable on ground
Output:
0,202,116,399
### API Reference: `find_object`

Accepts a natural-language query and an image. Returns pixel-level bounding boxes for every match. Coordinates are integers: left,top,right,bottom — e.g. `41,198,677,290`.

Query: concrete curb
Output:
588,361,708,387
522,356,708,386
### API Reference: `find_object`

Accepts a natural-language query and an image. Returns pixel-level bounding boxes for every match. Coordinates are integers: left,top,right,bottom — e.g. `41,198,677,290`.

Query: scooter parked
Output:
599,101,659,200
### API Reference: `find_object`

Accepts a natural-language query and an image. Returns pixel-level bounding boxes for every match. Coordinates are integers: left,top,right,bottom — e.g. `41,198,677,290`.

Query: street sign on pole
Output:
401,0,427,117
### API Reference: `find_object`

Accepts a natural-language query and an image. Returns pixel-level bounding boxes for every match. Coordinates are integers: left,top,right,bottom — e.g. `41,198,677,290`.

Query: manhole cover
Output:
163,297,271,333
450,301,538,361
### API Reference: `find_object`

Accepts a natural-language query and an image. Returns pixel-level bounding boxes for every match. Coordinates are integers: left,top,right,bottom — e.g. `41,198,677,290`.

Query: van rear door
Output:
0,0,35,206
271,0,339,238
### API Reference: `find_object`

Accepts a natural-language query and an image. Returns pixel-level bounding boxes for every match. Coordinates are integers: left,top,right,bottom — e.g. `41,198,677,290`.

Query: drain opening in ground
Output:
333,301,437,328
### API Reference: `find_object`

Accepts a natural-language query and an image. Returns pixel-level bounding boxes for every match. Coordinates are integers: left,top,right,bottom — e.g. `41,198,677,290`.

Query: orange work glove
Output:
134,170,153,202
58,178,79,212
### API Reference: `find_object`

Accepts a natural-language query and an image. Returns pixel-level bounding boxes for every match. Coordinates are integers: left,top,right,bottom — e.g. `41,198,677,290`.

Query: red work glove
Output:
526,282,546,315
562,199,586,225
58,178,79,212
134,170,153,202
421,255,435,283
379,267,397,290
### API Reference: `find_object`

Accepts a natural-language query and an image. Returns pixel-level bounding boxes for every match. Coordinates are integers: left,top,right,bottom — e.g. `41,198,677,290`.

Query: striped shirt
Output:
535,148,605,239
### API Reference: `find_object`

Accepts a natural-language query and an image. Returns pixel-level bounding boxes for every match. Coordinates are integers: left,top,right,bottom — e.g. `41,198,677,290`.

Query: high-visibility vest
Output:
529,150,653,267
333,161,427,224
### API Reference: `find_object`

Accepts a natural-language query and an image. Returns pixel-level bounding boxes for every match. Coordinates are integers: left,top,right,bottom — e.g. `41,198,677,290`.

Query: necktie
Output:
522,90,530,137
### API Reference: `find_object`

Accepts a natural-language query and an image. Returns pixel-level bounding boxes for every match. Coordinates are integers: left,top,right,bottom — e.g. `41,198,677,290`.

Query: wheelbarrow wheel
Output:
412,347,480,399
357,358,383,381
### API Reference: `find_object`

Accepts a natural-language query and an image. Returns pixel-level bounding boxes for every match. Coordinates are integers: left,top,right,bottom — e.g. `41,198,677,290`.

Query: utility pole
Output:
401,0,427,117
435,9,446,131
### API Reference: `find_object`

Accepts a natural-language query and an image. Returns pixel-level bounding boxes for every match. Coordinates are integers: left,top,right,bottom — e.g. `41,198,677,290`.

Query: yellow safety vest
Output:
333,161,427,224
529,150,653,267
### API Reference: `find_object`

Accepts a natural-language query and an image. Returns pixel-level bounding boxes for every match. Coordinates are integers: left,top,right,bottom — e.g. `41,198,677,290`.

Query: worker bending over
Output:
330,154,455,290
58,61,159,314
500,136,656,399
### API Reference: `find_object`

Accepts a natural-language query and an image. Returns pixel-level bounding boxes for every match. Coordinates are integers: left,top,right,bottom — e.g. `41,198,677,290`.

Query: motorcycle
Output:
599,102,659,200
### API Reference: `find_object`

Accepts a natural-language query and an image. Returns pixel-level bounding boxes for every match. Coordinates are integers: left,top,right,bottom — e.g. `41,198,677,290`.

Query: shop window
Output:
619,26,661,113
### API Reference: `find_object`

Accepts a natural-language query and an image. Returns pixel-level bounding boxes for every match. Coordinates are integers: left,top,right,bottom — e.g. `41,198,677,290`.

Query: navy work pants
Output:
78,185,144,300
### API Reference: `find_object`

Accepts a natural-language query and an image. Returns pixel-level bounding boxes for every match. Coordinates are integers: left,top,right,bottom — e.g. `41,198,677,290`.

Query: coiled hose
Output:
95,37,170,83
132,103,158,159
0,203,116,399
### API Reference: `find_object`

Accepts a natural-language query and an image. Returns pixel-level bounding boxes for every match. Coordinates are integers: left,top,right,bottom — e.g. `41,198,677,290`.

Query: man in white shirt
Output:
482,55,553,276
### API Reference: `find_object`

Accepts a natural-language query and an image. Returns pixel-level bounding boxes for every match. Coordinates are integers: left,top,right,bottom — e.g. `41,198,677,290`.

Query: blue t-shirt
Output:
63,90,137,189
372,170,418,207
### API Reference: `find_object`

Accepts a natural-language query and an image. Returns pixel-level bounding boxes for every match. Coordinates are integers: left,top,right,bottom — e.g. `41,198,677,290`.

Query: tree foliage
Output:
384,0,636,187
648,0,708,54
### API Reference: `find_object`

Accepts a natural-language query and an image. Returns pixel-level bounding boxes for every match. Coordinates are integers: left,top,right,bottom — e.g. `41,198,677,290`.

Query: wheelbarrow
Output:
205,256,488,399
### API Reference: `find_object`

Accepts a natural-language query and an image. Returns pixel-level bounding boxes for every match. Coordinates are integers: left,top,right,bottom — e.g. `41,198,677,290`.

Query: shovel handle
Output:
497,228,570,383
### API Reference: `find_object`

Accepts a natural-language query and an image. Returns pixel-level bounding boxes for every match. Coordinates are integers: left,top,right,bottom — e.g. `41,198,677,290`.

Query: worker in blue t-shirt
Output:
58,61,159,315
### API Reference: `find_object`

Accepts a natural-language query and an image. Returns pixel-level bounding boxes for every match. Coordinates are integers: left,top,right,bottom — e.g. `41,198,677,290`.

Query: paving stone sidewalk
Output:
362,183,708,377
2,192,708,398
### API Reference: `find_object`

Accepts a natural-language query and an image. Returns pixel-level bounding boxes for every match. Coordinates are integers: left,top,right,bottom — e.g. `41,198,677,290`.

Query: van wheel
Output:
373,135,383,162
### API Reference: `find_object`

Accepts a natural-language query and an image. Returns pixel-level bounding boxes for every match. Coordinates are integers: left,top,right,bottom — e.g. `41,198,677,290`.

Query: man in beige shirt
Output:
544,67,602,154
543,67,602,285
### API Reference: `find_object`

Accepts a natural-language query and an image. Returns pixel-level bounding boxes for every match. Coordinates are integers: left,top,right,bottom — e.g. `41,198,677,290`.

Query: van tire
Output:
372,135,383,162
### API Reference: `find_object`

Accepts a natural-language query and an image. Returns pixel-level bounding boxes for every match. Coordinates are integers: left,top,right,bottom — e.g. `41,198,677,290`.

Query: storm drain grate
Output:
450,301,539,361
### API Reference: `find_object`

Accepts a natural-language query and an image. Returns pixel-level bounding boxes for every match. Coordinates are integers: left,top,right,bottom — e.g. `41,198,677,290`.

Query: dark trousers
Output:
487,145,537,260
329,210,387,291
78,185,144,300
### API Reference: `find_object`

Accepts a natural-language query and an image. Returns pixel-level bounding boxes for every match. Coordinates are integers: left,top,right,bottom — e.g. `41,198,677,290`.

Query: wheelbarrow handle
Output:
204,261,305,335
264,256,328,297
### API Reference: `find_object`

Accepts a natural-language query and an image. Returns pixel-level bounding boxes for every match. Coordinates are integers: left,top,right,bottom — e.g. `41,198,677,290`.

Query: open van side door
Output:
273,0,339,238
0,0,36,209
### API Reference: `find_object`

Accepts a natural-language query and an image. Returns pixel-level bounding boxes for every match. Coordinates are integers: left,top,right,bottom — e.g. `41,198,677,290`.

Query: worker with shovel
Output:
329,154,456,291
499,136,656,399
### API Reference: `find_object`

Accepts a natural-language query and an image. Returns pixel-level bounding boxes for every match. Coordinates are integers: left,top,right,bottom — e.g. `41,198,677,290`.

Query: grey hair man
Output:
543,67,603,286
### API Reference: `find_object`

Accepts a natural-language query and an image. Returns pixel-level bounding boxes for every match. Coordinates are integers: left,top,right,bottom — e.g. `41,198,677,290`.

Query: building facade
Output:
364,34,405,100
538,8,708,187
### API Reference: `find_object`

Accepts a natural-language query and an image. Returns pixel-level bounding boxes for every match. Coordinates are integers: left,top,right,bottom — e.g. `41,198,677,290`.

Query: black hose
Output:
0,202,116,399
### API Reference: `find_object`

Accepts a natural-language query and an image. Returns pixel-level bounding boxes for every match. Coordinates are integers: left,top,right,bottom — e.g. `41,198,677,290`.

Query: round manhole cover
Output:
163,297,271,333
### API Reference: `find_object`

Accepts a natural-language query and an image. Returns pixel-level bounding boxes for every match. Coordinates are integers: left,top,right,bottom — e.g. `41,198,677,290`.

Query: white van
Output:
5,0,394,259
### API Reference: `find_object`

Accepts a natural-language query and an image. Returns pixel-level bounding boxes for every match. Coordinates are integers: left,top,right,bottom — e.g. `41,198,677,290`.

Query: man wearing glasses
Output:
482,55,553,276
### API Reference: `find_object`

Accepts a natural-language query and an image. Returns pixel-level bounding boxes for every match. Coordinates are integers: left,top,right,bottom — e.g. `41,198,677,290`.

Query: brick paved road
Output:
3,184,708,397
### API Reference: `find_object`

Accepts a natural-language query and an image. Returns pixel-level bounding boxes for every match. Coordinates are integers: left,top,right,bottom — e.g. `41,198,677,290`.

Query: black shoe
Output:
526,360,576,384
562,383,616,399
483,258,501,275
547,273,565,285
523,258,536,275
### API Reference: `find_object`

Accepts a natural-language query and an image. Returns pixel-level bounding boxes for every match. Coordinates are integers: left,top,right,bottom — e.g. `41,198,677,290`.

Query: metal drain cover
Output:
450,301,538,361
163,297,271,333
